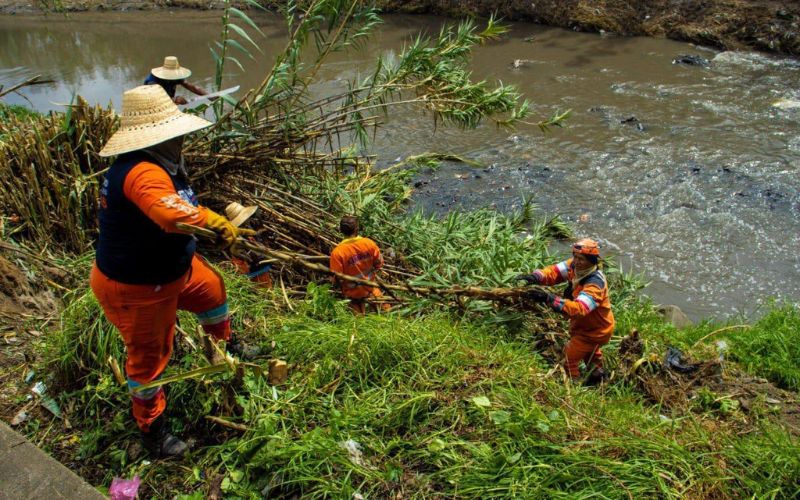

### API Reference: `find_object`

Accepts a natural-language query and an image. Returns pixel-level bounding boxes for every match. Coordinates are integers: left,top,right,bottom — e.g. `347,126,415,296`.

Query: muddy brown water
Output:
2,11,799,321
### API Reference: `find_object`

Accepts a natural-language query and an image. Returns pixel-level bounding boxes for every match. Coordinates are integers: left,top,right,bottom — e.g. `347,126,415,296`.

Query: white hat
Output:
151,56,192,80
99,85,212,157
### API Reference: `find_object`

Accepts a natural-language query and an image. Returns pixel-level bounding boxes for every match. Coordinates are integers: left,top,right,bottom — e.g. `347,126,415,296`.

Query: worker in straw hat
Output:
90,85,256,457
225,201,273,289
515,238,615,385
144,56,208,105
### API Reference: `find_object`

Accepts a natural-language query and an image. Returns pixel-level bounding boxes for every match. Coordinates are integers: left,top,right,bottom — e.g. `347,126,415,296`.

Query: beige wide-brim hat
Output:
225,201,258,227
99,85,213,157
151,56,192,80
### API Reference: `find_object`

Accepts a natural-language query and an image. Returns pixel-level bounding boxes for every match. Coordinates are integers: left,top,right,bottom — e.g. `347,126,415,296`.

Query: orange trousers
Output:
90,255,230,431
232,257,273,289
563,334,610,379
346,288,390,315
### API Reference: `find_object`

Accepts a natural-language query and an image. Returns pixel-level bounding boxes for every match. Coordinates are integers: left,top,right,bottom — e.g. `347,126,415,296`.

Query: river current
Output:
1,11,798,320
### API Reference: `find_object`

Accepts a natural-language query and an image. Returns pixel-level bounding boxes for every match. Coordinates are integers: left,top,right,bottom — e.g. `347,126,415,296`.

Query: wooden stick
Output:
205,415,249,432
691,324,750,348
176,222,542,302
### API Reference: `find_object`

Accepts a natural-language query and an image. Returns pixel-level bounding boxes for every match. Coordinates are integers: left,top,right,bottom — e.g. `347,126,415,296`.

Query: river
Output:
1,11,798,321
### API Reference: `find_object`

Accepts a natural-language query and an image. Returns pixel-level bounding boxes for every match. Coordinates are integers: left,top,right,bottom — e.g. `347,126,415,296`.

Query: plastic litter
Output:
31,381,46,396
11,409,29,426
339,439,365,466
40,397,61,418
30,381,62,418
716,340,728,363
109,476,141,500
664,347,699,374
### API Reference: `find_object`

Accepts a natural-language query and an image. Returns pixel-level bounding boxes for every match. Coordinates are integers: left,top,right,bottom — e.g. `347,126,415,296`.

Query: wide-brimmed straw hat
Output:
99,85,212,157
225,201,258,227
151,56,192,80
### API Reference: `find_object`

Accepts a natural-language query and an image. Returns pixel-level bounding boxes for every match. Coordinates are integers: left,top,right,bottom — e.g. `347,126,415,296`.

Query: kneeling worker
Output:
516,238,615,384
329,216,390,314
91,85,255,457
225,201,273,289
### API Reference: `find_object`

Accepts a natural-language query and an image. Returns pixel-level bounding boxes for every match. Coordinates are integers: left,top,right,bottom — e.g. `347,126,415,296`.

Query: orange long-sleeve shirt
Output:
329,236,384,299
535,258,615,340
122,162,208,231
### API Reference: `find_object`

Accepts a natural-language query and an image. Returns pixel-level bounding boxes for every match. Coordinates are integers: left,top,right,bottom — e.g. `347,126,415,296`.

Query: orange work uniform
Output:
329,236,388,314
90,156,230,431
534,258,615,378
232,256,273,288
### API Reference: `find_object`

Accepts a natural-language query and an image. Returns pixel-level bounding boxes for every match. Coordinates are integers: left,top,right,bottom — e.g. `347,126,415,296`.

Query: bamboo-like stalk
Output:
176,222,542,303
206,415,249,432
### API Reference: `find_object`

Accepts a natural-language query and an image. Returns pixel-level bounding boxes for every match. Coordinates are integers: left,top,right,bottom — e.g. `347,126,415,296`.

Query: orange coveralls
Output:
90,161,230,431
329,236,388,314
232,256,273,288
534,258,615,378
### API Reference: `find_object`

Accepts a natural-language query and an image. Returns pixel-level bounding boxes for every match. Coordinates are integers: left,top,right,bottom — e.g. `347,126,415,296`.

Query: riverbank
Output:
0,0,798,56
1,99,799,497
2,6,799,494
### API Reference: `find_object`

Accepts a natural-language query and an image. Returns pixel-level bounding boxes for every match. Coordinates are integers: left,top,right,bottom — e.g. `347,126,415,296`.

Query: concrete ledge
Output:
0,421,106,499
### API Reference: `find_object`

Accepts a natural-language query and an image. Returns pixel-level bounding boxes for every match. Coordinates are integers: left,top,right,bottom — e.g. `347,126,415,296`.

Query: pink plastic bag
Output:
109,476,141,500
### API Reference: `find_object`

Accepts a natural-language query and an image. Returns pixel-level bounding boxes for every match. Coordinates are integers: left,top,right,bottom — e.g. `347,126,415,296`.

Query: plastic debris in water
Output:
109,476,141,500
771,98,800,110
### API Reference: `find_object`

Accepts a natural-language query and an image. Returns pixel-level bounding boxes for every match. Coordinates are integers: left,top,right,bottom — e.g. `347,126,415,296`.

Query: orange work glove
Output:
204,209,256,249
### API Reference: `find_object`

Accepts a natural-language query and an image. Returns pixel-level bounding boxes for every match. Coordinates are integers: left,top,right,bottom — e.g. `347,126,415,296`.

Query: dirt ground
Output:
616,330,800,435
0,0,797,57
0,252,60,422
378,0,800,56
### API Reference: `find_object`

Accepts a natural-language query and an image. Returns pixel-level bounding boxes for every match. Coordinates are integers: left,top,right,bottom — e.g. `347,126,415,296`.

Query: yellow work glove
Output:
204,209,256,249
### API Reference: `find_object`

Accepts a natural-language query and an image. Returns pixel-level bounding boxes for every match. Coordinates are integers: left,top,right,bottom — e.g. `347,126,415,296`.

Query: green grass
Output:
21,159,800,498
37,261,800,498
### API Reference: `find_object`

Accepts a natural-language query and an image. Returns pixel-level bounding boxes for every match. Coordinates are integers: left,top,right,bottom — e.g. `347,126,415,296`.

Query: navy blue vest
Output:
144,74,180,98
96,153,197,284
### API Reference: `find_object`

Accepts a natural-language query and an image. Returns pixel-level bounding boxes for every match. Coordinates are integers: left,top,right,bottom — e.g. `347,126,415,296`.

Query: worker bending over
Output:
91,85,254,457
516,238,615,385
329,216,390,314
225,201,273,289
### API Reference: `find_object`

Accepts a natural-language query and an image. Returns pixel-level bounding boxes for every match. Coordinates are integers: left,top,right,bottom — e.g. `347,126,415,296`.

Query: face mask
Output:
143,136,185,176
571,262,597,288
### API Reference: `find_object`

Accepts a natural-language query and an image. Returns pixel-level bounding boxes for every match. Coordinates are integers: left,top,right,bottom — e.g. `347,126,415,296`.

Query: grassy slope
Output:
39,252,800,498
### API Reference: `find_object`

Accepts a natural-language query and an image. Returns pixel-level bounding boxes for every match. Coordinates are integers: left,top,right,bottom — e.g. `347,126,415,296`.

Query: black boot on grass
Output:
227,333,261,360
142,415,188,458
584,367,608,387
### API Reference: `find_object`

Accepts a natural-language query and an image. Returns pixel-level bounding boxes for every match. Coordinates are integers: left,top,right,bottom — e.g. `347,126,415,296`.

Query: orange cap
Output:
572,238,600,256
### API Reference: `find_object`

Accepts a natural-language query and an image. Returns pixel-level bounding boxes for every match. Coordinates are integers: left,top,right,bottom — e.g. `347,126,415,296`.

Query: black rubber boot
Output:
584,367,608,387
227,334,261,360
142,415,188,458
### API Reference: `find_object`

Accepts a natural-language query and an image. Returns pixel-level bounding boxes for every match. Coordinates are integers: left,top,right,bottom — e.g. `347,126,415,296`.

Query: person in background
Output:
515,238,615,385
225,201,273,289
329,215,390,315
144,56,208,105
91,85,255,457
